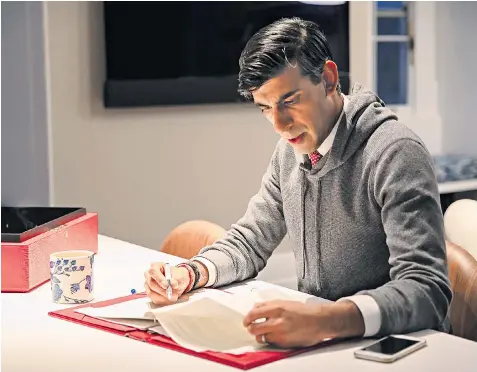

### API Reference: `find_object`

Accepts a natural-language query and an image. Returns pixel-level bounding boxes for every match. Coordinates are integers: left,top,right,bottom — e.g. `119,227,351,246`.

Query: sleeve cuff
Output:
190,256,217,287
337,295,382,337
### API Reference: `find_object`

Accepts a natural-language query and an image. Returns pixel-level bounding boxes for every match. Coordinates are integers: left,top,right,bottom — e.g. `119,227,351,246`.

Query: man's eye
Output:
285,98,298,105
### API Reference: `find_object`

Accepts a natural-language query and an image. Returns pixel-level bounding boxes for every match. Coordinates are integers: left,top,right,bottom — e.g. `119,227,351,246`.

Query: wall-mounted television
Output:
103,1,349,108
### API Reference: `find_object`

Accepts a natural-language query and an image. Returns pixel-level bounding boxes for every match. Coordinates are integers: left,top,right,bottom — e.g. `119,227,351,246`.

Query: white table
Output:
2,235,477,371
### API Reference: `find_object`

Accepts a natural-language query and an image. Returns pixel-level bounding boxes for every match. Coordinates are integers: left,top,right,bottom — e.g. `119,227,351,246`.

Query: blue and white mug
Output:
49,250,95,304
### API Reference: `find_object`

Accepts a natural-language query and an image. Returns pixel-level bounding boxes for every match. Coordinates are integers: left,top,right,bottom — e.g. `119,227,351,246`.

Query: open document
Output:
76,281,330,354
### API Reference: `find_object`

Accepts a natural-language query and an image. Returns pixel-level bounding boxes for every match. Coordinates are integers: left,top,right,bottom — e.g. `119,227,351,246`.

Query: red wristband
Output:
177,263,195,293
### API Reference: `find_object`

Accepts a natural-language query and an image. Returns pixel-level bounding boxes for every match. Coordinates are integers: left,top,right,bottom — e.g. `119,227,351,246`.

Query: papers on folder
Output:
75,281,330,354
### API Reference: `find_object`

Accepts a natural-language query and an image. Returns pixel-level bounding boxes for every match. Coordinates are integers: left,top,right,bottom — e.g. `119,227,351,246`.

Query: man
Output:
144,18,452,348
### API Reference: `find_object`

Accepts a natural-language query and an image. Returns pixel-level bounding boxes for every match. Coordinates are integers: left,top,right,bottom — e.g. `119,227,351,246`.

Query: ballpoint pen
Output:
165,263,172,301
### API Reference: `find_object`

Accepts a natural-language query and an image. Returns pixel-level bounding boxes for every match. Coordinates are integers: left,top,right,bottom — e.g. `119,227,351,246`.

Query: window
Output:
373,1,414,106
350,1,441,153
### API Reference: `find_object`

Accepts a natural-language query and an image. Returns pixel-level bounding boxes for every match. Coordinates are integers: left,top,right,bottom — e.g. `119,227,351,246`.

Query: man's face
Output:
252,64,337,155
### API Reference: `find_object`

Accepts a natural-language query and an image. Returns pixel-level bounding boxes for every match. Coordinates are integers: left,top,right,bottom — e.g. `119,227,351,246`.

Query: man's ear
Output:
322,60,339,95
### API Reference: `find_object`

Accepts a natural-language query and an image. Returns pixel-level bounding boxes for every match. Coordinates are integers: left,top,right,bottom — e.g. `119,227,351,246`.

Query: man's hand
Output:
144,262,190,304
243,300,365,348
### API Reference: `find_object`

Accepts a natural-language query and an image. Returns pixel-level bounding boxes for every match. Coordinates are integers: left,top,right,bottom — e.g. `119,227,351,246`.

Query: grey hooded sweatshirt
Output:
196,83,452,337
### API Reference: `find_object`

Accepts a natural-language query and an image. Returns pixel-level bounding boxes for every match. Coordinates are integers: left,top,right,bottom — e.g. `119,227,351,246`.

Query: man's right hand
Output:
144,262,191,305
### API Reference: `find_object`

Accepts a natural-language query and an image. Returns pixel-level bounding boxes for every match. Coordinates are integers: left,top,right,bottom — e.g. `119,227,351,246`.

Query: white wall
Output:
436,1,477,157
1,1,51,206
43,2,293,266
407,2,442,156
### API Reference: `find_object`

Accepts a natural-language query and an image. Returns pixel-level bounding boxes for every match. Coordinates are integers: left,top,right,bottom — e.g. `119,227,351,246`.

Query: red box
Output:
1,213,98,293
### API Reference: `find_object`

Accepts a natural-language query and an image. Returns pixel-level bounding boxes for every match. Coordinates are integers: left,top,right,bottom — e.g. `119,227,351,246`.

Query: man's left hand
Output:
243,300,365,348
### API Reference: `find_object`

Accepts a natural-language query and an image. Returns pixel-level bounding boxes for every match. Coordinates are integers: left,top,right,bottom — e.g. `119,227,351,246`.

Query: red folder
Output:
48,293,319,370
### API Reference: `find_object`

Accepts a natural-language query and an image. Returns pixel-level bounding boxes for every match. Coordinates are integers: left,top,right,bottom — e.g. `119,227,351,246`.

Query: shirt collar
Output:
317,94,348,156
294,94,348,163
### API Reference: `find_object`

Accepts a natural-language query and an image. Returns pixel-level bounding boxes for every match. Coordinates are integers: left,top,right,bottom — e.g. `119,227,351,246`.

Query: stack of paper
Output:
75,281,329,354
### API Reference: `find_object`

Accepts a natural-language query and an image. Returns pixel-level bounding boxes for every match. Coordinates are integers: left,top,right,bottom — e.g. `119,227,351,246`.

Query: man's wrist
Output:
337,295,381,337
176,265,195,293
314,301,365,341
190,256,217,287
331,300,366,339
188,260,210,289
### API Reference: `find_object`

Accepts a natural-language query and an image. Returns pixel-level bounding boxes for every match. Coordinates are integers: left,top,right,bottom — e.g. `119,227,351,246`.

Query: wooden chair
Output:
446,241,477,342
159,220,226,259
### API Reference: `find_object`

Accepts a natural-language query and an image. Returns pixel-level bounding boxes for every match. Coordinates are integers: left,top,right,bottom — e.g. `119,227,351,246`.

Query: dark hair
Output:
238,17,340,100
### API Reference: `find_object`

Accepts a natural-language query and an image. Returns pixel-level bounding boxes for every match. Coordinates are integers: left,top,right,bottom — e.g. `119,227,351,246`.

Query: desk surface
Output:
3,235,477,372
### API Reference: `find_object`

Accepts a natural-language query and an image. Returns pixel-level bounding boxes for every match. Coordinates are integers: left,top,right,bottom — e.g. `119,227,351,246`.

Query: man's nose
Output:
272,108,292,134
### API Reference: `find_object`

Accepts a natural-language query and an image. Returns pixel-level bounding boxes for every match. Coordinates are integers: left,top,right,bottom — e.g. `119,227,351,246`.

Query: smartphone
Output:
354,335,427,363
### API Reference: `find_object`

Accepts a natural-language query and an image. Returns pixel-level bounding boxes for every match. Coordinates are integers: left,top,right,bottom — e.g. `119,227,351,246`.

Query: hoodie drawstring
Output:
300,170,307,279
316,179,323,292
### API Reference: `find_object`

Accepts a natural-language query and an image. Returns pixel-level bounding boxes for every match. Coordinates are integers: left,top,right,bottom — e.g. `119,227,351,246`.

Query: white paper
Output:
73,288,226,331
75,297,156,320
148,325,169,337
149,286,314,354
94,317,158,330
224,280,331,305
74,281,331,354
157,298,257,353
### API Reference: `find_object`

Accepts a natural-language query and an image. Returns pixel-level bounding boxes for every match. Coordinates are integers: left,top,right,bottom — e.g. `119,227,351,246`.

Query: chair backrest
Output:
446,241,477,342
444,199,477,260
159,220,226,259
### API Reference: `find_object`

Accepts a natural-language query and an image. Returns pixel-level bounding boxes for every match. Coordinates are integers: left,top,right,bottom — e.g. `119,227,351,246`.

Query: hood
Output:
306,82,398,175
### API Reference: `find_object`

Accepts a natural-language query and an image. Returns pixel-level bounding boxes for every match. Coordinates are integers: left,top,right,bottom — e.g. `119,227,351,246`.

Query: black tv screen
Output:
103,1,349,108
